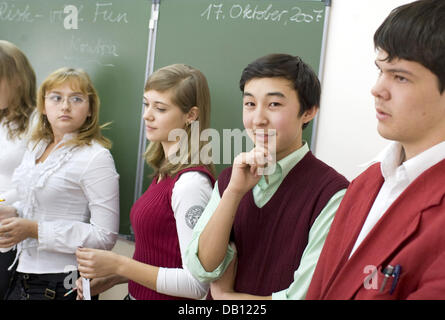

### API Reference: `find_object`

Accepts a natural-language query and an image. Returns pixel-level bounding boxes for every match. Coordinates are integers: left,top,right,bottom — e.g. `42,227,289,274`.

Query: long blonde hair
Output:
32,67,111,149
0,40,36,139
144,64,214,177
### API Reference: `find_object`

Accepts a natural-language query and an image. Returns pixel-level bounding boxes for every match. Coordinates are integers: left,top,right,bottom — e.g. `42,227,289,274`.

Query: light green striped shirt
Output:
184,142,346,299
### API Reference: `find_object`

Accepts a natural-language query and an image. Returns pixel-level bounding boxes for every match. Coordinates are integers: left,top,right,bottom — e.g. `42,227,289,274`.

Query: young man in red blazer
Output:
306,0,445,300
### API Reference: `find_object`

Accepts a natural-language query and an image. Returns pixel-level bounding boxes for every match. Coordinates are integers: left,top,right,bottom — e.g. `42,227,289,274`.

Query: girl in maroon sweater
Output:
75,64,215,300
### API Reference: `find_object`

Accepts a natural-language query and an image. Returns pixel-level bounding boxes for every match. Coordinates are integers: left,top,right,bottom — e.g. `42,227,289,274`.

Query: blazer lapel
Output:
318,164,384,298
324,159,445,299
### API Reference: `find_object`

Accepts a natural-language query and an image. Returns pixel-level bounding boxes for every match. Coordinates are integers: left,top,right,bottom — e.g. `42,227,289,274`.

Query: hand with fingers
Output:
0,205,18,222
76,247,120,279
227,146,273,196
0,217,37,248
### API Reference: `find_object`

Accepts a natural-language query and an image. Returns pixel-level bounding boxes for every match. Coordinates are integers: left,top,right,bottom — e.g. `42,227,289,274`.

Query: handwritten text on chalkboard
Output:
0,2,128,25
201,3,324,25
0,2,42,22
0,1,132,67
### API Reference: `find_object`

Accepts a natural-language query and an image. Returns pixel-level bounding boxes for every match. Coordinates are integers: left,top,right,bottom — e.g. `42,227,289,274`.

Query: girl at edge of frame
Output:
0,67,120,300
76,63,216,300
0,40,36,300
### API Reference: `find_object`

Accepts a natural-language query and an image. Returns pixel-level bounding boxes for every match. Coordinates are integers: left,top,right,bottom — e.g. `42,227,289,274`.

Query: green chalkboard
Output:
0,0,329,237
0,0,151,235
143,0,328,190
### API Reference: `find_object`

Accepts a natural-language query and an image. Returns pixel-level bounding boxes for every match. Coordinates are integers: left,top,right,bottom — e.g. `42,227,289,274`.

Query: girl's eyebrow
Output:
152,100,170,106
48,90,85,95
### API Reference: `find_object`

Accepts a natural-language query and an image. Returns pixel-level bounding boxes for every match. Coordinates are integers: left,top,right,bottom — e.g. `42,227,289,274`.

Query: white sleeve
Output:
156,171,212,299
38,148,120,253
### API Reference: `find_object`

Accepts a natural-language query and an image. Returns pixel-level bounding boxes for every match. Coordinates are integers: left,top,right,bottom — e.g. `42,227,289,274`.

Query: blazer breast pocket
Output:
370,264,404,299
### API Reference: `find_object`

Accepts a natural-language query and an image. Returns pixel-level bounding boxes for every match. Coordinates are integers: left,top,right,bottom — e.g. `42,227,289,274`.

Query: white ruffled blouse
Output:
9,133,120,274
0,120,29,205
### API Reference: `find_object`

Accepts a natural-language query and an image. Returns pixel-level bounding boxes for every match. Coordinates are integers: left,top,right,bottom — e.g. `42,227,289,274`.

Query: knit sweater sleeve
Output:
156,171,212,299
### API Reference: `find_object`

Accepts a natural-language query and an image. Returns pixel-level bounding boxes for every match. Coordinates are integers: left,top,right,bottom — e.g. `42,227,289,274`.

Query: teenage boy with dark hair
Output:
184,53,349,299
306,0,445,299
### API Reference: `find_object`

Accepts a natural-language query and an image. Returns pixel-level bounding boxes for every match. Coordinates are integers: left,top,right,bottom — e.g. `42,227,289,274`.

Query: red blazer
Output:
306,160,445,300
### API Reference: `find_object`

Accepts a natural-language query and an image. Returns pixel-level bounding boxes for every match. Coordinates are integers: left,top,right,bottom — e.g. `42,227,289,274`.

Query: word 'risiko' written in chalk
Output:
0,1,129,30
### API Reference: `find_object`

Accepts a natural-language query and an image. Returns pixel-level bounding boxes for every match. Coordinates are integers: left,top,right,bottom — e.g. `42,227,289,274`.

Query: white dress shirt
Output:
0,120,29,205
350,141,445,257
156,171,212,299
10,133,120,274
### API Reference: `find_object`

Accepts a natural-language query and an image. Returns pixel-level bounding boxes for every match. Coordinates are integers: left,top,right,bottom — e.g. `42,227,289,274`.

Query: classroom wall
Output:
102,0,414,300
314,0,413,181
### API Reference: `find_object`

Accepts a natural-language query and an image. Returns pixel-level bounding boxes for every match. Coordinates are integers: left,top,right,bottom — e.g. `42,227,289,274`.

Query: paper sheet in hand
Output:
82,278,91,300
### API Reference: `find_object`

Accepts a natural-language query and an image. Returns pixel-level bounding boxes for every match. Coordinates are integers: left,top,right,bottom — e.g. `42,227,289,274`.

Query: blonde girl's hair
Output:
32,67,111,149
0,40,36,139
144,64,215,177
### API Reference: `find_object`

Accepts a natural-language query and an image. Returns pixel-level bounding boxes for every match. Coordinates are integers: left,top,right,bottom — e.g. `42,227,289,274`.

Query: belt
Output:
16,272,70,282
15,271,77,300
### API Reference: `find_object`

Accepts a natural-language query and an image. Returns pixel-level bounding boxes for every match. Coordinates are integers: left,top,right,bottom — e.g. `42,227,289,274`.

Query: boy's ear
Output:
302,106,318,124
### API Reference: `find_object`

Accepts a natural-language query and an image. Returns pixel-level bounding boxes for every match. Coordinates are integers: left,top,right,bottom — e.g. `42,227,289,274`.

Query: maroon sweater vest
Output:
128,166,215,300
217,151,349,295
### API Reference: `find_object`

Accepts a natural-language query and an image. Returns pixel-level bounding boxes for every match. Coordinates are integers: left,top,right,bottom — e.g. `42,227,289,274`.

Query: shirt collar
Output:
403,140,445,183
379,142,405,179
257,141,310,190
280,141,310,178
366,141,445,183
34,132,78,158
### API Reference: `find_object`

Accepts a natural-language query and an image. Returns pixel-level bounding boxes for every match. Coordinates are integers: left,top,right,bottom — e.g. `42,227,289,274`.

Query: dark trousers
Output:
0,250,16,300
5,271,78,300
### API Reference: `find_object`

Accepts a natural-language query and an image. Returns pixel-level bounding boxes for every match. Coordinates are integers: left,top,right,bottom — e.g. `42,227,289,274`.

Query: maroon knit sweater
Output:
217,151,349,295
128,166,215,300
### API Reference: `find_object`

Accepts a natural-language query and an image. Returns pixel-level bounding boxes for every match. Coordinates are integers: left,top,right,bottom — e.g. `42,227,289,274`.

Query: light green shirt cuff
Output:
184,182,235,283
272,188,347,300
